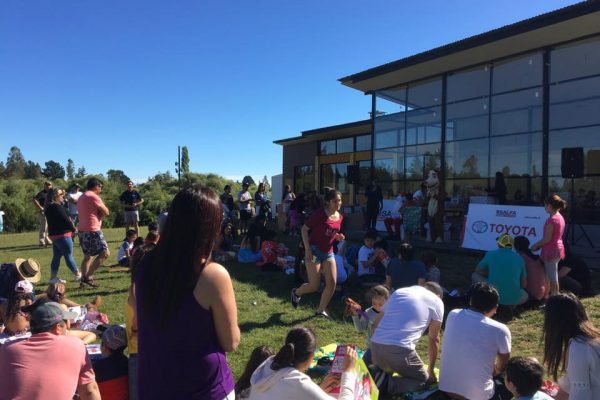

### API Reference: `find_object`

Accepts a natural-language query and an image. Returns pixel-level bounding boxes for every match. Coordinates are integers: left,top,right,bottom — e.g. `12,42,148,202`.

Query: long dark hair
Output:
243,223,261,253
514,236,539,260
235,345,275,395
271,327,317,371
6,292,34,320
141,185,223,326
543,292,600,380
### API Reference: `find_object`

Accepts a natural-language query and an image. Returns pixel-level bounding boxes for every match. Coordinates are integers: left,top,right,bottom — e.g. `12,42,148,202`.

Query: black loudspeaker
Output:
346,165,360,184
561,147,584,178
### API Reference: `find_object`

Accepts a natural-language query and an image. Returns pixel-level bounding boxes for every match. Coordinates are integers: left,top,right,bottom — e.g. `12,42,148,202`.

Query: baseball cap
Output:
28,302,79,332
14,280,34,293
497,233,514,249
101,325,127,351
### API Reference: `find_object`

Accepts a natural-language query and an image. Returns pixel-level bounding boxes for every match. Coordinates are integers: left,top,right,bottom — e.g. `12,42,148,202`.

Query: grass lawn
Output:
1,226,599,382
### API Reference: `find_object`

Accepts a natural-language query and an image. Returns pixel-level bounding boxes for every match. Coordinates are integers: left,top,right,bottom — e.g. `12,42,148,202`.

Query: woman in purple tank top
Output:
136,185,240,400
532,194,567,296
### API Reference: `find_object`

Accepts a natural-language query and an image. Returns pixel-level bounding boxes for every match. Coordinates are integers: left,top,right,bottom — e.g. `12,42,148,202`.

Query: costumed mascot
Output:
425,169,445,243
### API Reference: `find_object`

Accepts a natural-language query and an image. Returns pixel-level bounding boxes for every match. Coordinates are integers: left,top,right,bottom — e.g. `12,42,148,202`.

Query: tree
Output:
107,169,130,185
42,160,66,180
23,161,43,179
242,175,255,186
76,166,86,178
4,146,26,178
181,146,190,175
66,159,75,180
0,161,5,177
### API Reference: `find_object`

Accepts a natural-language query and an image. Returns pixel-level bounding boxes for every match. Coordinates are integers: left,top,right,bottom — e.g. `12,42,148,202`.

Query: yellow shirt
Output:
125,300,138,354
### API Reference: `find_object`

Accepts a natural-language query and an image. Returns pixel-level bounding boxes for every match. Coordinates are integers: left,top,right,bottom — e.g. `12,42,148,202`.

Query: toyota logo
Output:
472,220,488,234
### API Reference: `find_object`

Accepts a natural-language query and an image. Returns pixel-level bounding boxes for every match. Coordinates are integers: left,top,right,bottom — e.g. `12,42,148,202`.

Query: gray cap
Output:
29,302,78,332
101,325,127,351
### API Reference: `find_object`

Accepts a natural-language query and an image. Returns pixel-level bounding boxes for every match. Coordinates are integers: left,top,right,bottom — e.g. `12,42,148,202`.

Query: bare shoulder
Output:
194,262,233,307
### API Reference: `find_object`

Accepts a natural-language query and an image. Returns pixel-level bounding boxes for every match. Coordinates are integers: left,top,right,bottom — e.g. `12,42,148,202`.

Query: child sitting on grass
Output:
346,285,390,365
117,229,138,266
215,223,236,262
505,357,554,400
421,251,441,283
93,324,129,400
235,345,275,399
257,230,287,271
357,229,387,285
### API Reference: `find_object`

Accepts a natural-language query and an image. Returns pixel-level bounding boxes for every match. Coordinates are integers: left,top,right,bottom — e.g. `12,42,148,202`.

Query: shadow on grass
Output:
239,312,313,334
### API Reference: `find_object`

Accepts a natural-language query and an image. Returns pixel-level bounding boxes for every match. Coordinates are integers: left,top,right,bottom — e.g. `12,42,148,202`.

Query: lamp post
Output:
175,146,181,190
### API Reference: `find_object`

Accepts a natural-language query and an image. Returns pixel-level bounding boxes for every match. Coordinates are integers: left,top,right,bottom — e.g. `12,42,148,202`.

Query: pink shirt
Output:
0,332,96,400
77,191,105,232
541,213,565,262
305,208,343,253
521,254,549,301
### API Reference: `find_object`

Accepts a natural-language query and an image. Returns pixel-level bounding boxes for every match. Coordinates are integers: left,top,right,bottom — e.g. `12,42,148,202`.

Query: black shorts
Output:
240,209,252,221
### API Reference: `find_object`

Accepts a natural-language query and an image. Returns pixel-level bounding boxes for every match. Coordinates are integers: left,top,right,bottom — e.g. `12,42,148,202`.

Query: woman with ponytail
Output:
249,327,357,400
532,194,567,295
514,236,549,302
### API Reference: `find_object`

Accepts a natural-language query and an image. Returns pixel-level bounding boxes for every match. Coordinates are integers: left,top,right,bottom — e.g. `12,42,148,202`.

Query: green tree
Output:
181,146,190,175
23,161,43,179
4,146,26,178
0,161,4,176
242,175,255,186
42,160,66,180
107,169,130,185
76,166,86,178
66,159,75,180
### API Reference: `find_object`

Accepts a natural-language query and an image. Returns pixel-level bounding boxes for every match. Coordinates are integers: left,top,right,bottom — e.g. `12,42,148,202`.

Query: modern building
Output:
276,1,600,225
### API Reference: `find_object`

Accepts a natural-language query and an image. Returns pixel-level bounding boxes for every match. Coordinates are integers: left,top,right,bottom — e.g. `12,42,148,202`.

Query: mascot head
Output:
425,169,439,190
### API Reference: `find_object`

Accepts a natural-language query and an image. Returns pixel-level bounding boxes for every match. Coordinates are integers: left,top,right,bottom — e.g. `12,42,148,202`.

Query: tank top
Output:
136,255,234,400
541,213,565,262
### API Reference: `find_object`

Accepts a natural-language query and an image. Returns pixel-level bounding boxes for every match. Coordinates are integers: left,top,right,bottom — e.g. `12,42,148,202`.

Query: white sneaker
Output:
74,274,82,283
49,277,66,284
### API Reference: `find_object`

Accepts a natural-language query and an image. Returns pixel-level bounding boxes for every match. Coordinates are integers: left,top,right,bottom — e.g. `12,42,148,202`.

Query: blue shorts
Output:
310,245,334,263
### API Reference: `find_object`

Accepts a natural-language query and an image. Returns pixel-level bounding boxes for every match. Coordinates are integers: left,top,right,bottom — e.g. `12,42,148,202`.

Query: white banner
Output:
376,198,402,232
462,204,547,251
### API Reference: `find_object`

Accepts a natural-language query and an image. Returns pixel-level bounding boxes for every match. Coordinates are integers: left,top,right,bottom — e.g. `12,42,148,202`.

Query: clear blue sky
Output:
0,0,579,183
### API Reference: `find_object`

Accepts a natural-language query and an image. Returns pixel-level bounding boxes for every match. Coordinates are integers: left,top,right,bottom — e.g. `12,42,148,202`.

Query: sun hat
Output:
28,302,78,332
15,258,41,283
14,280,34,293
101,325,127,351
496,233,514,249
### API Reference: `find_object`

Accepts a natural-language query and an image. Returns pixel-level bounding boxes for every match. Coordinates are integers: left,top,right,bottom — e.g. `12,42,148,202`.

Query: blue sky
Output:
0,0,578,183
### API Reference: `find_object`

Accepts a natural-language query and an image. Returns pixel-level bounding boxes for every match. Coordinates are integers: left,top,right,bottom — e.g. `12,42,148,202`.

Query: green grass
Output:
1,227,599,381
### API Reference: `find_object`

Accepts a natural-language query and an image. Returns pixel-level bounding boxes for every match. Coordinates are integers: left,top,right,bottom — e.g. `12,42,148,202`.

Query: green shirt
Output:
478,248,527,305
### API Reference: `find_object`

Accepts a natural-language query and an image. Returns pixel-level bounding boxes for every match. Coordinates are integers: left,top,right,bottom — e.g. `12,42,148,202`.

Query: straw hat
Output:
15,258,41,283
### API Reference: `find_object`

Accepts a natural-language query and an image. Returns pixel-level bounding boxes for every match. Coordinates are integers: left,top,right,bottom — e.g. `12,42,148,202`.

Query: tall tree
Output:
23,161,43,179
76,166,86,178
66,159,75,180
4,146,26,178
181,146,190,175
242,175,255,186
0,161,5,177
107,169,130,184
42,160,66,180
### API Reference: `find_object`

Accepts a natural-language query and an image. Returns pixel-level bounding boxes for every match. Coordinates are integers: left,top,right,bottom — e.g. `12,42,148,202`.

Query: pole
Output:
178,146,181,190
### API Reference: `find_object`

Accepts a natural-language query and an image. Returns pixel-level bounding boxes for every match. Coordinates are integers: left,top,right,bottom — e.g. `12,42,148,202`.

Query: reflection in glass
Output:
446,139,489,179
356,135,372,152
320,163,349,194
320,140,335,155
492,52,542,93
336,137,353,154
549,127,600,176
376,86,407,114
446,99,489,140
375,113,405,149
490,133,542,177
445,179,489,201
374,149,403,181
551,37,600,83
294,165,314,194
407,78,442,109
406,144,440,179
491,88,543,136
549,76,600,130
406,107,442,145
447,65,490,102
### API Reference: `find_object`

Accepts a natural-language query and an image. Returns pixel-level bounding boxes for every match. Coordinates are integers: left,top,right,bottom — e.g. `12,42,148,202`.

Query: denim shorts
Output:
310,245,334,263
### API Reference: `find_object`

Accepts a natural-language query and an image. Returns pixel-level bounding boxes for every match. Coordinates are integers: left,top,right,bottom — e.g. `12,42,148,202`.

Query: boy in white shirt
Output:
357,230,386,285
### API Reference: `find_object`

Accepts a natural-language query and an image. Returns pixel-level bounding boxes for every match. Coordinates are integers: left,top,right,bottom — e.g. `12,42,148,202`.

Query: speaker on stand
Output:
561,147,593,248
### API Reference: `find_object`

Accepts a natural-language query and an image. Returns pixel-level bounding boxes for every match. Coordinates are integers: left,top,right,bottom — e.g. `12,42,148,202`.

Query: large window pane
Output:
336,137,353,154
406,144,440,179
407,78,442,109
447,65,491,102
549,127,600,176
551,37,600,82
358,160,372,188
376,86,407,114
493,53,542,93
490,133,542,177
446,99,489,140
504,177,542,205
294,165,314,194
445,178,489,202
320,140,335,155
374,149,403,181
336,163,349,194
320,163,349,194
491,88,543,136
548,176,600,223
549,76,600,130
356,135,372,151
321,164,335,190
446,139,489,178
375,113,404,149
406,107,442,145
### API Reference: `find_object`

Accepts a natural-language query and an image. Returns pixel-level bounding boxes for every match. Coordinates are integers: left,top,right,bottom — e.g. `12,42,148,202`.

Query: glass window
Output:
549,127,600,176
548,176,600,223
320,140,335,155
376,86,407,114
358,160,372,188
374,149,403,181
504,177,543,205
336,137,353,154
445,138,489,178
320,164,335,191
549,76,600,130
405,144,440,179
406,107,441,145
407,78,442,109
375,113,405,149
446,99,489,140
491,88,543,136
551,37,600,82
445,178,489,201
490,133,542,177
492,52,543,93
294,165,314,194
356,135,372,151
321,163,350,194
447,65,491,102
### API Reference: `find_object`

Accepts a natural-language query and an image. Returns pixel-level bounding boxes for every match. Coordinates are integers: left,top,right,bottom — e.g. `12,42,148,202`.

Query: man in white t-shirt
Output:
370,283,444,394
237,183,253,234
67,183,83,226
439,282,512,400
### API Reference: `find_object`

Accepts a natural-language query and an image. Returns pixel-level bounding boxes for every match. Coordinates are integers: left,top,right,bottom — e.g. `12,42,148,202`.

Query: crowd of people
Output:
0,180,598,400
